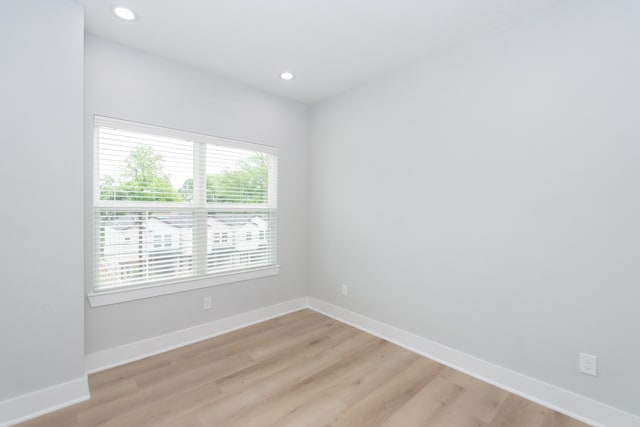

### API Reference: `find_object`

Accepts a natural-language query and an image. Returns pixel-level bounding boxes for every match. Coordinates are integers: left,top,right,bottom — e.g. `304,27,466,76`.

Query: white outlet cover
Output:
580,353,597,376
341,284,349,297
203,296,212,310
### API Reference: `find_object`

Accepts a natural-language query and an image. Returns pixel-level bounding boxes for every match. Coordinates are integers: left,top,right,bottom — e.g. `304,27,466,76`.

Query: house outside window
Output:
91,116,278,305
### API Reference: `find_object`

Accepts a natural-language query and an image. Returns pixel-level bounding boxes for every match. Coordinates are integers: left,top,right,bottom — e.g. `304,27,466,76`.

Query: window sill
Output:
87,265,279,307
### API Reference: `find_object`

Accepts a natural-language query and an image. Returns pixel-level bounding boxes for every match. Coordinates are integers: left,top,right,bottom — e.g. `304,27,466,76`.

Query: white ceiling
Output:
78,0,567,104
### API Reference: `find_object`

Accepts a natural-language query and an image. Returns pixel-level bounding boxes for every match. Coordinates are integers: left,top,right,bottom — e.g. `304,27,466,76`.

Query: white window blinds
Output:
94,116,277,292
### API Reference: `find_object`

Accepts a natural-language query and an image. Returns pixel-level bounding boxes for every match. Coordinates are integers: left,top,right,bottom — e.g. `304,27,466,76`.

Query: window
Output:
91,116,278,304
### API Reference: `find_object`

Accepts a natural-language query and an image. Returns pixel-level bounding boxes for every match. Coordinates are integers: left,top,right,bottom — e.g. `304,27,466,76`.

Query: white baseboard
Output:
7,297,638,427
85,297,308,373
1,298,306,426
307,297,640,427
0,376,89,427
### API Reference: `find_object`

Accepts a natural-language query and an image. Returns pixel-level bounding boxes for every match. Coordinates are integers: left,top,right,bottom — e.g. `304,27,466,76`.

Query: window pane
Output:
206,211,275,273
97,210,194,290
97,127,193,203
205,146,270,204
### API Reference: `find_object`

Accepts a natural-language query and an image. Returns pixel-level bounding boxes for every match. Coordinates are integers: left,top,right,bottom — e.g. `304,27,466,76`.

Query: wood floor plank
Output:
489,394,587,427
98,379,222,427
269,340,422,427
194,329,380,426
440,369,510,423
214,328,349,393
15,406,81,427
328,357,444,427
204,339,397,427
248,317,345,360
381,374,466,427
14,309,590,427
76,353,252,425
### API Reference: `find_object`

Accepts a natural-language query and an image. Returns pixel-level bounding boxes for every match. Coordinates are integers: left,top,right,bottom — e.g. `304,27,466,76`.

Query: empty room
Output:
1,0,639,426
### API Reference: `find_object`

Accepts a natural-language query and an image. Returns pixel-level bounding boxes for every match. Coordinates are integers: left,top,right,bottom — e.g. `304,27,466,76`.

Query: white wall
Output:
84,36,309,353
0,0,85,401
310,0,640,416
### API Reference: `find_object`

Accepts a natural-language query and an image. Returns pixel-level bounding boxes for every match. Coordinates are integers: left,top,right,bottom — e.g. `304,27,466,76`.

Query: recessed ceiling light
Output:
280,72,294,81
114,6,136,21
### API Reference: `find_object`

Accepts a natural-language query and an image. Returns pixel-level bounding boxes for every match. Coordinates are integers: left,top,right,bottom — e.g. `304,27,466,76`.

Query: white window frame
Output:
88,116,279,307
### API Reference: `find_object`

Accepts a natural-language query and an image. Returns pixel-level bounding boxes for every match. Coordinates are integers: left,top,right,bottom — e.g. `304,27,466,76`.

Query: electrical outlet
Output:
203,296,212,310
580,353,597,376
341,284,349,297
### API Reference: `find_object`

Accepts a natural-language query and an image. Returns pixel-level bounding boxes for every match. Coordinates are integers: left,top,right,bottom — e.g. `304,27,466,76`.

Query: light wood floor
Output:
16,309,589,427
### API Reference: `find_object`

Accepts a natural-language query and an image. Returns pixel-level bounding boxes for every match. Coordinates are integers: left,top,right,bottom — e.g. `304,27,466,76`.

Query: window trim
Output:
88,265,279,307
90,116,279,306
